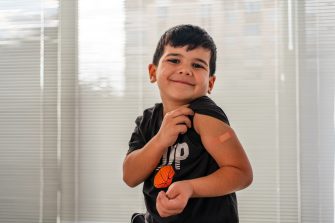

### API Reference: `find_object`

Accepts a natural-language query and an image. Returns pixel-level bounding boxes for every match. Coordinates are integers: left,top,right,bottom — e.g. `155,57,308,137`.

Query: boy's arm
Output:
186,112,253,197
123,106,194,187
123,135,167,187
156,113,253,217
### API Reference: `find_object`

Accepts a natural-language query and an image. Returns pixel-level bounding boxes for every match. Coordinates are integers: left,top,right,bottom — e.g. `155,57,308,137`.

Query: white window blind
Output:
0,1,60,222
0,0,334,223
0,0,78,222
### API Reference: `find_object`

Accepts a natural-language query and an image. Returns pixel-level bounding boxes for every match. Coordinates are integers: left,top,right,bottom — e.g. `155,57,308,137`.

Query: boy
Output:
123,24,253,223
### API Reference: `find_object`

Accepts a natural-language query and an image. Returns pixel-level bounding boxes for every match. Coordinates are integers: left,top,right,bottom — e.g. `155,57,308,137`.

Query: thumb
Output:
157,190,167,200
166,184,179,199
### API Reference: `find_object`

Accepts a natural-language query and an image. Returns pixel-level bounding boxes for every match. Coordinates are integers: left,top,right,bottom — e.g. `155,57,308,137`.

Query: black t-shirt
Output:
128,96,238,223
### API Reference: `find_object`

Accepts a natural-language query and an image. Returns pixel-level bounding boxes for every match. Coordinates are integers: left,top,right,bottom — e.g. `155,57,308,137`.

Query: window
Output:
0,0,334,222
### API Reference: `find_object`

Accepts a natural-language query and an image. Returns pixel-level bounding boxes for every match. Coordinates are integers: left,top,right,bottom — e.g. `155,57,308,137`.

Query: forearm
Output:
187,166,253,198
123,136,165,187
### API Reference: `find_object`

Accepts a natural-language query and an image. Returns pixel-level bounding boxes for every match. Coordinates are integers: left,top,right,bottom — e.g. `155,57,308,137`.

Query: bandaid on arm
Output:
201,129,235,144
219,131,233,144
202,129,236,152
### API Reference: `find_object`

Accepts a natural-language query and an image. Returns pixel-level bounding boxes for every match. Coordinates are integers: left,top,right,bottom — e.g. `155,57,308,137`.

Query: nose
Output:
178,67,192,76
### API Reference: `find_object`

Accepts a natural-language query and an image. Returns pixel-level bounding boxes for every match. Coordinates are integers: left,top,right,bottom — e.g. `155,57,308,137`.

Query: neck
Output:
161,100,189,116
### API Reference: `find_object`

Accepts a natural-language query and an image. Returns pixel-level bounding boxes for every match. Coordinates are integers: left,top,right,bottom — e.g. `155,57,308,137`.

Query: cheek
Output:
158,67,175,81
157,66,168,76
196,75,209,87
156,68,169,85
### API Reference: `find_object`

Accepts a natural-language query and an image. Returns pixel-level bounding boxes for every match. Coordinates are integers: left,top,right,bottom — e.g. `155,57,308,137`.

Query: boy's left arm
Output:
188,112,253,196
156,113,253,217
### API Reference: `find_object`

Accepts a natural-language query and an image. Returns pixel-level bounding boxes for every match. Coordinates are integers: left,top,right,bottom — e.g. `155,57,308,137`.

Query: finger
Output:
179,107,194,116
157,191,167,201
157,198,167,217
156,192,168,211
158,191,178,208
161,197,184,214
176,125,188,135
173,116,192,128
170,107,194,118
166,187,179,200
158,207,176,218
165,186,183,207
157,192,177,217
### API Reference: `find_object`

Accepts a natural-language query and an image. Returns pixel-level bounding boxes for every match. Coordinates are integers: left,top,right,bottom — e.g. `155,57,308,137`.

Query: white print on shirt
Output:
157,142,189,170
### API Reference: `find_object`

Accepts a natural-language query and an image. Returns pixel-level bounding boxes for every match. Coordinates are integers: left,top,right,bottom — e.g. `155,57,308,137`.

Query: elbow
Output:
245,172,253,188
123,173,139,188
243,167,253,189
235,165,253,190
122,159,141,188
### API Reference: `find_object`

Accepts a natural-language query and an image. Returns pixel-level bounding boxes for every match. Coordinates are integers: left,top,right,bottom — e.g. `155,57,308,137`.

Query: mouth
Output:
170,79,195,86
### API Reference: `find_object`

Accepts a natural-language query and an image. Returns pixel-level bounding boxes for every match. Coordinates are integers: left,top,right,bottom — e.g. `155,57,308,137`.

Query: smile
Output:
170,80,195,86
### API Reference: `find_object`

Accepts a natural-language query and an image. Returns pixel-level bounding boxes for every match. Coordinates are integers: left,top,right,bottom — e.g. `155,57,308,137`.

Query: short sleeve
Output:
127,116,146,154
189,96,230,125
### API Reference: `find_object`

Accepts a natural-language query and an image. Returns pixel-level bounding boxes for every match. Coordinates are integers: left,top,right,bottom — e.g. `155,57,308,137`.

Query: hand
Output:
156,181,194,217
155,105,194,149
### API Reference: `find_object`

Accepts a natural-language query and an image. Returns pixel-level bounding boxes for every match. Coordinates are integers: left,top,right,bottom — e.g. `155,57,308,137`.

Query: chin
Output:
169,94,196,103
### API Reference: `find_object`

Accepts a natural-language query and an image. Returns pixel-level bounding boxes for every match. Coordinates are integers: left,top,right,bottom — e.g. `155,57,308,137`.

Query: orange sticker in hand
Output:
154,165,175,189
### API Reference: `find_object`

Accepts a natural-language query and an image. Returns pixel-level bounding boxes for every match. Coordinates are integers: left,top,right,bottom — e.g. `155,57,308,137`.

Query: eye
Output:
167,59,180,64
192,63,205,69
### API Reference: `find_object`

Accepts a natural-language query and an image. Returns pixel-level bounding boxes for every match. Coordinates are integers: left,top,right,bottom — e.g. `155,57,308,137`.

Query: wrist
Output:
152,134,168,151
185,180,196,198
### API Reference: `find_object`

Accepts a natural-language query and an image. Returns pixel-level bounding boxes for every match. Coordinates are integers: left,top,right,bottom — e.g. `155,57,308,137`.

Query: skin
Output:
148,45,216,114
123,44,253,218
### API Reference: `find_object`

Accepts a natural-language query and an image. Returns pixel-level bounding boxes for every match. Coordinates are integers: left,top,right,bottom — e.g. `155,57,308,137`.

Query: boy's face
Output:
149,45,216,104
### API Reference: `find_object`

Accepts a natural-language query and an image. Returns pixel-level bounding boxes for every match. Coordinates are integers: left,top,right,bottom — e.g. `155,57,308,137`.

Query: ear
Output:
148,64,157,83
208,75,216,94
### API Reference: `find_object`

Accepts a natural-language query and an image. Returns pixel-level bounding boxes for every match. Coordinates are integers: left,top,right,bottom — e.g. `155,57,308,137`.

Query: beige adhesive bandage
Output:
219,131,233,143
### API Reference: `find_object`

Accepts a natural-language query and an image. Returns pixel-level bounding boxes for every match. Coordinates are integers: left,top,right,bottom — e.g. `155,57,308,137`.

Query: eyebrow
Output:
165,53,209,67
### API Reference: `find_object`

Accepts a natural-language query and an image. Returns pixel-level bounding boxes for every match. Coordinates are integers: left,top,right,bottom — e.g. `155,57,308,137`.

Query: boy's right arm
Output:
123,135,166,188
123,106,194,187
